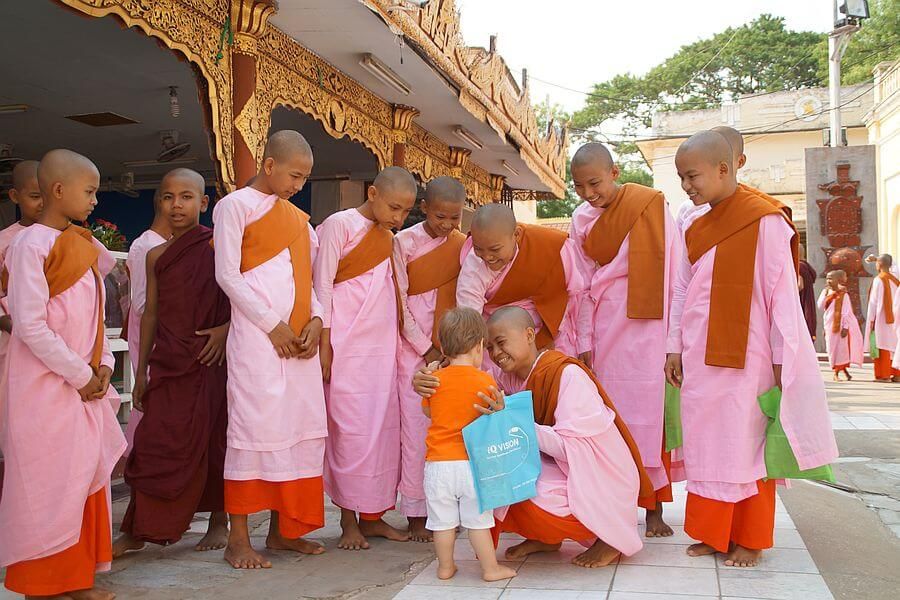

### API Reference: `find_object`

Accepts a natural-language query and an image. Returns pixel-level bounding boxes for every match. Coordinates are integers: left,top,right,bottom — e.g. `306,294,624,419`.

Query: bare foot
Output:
686,542,718,557
266,533,325,555
845,371,853,381
505,539,561,560
359,518,410,542
68,588,116,600
195,514,229,552
892,376,900,383
224,539,272,569
833,372,840,381
645,508,674,537
338,513,369,550
572,540,619,568
482,563,517,581
111,533,144,559
437,563,458,580
407,516,432,543
724,545,761,567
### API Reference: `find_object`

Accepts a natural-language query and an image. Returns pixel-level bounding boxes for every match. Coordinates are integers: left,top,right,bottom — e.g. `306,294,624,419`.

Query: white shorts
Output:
424,460,495,531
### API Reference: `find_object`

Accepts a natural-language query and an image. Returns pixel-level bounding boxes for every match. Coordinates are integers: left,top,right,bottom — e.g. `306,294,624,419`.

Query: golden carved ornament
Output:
392,104,420,132
231,0,276,39
233,89,267,164
448,146,470,177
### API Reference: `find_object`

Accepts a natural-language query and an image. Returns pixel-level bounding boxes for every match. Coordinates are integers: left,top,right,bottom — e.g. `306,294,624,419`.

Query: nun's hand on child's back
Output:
475,386,504,415
413,362,442,398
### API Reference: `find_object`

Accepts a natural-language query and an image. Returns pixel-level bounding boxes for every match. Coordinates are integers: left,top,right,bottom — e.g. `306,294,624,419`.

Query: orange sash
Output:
685,187,797,369
582,183,666,319
825,290,846,334
879,271,900,325
241,199,312,335
525,351,654,498
407,229,466,347
486,224,568,349
335,223,402,326
44,225,104,370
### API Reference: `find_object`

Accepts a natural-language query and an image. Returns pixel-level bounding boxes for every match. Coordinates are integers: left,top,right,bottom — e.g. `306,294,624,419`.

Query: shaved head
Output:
676,130,733,167
827,269,847,279
161,167,206,195
37,149,98,197
12,160,39,190
471,202,516,235
571,142,614,171
425,176,466,204
711,126,744,157
263,129,313,162
878,254,893,268
373,166,418,198
487,306,535,331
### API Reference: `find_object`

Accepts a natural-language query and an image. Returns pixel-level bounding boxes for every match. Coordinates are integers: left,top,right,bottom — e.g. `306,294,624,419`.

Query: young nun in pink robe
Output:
314,167,417,550
864,255,900,381
667,132,836,568
568,142,682,537
122,212,168,453
1,150,124,599
393,176,466,541
816,270,863,380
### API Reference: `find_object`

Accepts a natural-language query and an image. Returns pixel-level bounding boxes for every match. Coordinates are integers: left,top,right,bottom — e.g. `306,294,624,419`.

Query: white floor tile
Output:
774,512,796,529
773,528,807,549
501,590,607,599
612,565,718,596
619,543,715,569
454,539,527,564
506,562,614,591
718,547,818,574
640,525,697,545
609,593,719,600
394,585,503,599
718,570,833,599
410,559,515,588
845,416,888,430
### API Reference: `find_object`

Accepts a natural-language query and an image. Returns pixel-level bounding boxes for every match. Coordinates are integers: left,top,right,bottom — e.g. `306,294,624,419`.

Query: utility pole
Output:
828,0,869,147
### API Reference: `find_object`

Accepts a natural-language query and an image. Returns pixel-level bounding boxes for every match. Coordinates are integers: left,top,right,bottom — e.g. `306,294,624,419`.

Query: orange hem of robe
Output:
334,505,392,522
873,350,900,379
638,434,674,511
491,500,595,548
224,477,324,539
5,489,110,596
684,479,776,554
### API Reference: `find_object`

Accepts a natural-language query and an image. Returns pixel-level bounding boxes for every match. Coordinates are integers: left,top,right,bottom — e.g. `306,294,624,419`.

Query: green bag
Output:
757,387,835,482
664,383,683,452
870,331,880,359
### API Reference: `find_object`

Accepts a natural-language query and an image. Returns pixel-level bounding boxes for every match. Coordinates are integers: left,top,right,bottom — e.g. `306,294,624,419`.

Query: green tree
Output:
842,0,900,85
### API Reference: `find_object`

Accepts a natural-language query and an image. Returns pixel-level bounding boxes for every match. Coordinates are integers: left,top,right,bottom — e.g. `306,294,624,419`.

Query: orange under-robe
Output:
873,350,900,379
684,479,776,553
491,500,595,547
224,478,324,539
4,489,111,596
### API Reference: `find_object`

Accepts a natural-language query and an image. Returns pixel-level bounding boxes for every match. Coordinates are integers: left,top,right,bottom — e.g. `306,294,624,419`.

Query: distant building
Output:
864,60,900,259
636,84,874,241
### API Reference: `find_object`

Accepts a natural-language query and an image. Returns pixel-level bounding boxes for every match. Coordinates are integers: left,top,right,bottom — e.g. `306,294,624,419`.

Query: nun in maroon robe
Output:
799,259,817,341
121,224,229,544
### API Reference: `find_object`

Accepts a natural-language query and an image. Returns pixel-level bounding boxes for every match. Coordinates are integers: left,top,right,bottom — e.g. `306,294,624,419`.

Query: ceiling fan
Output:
158,130,191,162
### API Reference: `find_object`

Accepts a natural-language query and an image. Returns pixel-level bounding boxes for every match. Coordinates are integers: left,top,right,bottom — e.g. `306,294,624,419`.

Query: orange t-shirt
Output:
423,365,496,462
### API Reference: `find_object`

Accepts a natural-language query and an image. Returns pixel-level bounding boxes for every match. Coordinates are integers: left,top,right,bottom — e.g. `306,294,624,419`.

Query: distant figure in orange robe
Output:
112,168,230,558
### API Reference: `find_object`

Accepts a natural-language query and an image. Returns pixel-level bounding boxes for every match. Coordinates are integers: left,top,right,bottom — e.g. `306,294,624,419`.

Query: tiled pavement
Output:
395,482,834,600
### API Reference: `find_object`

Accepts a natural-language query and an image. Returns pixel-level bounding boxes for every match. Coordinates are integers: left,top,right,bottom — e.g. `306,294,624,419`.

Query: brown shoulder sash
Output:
407,229,466,347
685,188,797,369
335,222,402,327
44,225,104,370
486,224,568,349
582,183,666,319
525,350,654,498
879,272,899,325
241,198,312,335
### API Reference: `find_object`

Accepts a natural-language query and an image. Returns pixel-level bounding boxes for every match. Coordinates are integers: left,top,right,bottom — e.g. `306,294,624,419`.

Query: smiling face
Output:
471,224,519,272
571,161,620,209
158,171,208,232
263,151,313,200
422,197,463,238
486,318,536,374
675,148,731,207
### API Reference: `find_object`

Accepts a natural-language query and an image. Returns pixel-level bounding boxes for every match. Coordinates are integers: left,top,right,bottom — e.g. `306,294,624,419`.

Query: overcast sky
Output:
455,0,836,115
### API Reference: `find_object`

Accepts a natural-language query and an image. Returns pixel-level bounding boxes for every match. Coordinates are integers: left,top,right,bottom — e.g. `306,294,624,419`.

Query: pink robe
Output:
667,214,837,502
123,228,167,453
864,274,899,353
569,201,680,491
213,187,327,483
495,357,642,556
314,208,400,514
393,222,450,518
0,222,27,425
816,289,863,368
893,289,900,370
0,224,125,567
456,237,587,365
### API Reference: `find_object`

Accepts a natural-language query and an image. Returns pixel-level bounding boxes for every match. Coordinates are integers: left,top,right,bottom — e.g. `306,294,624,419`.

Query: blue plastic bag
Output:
462,391,542,513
